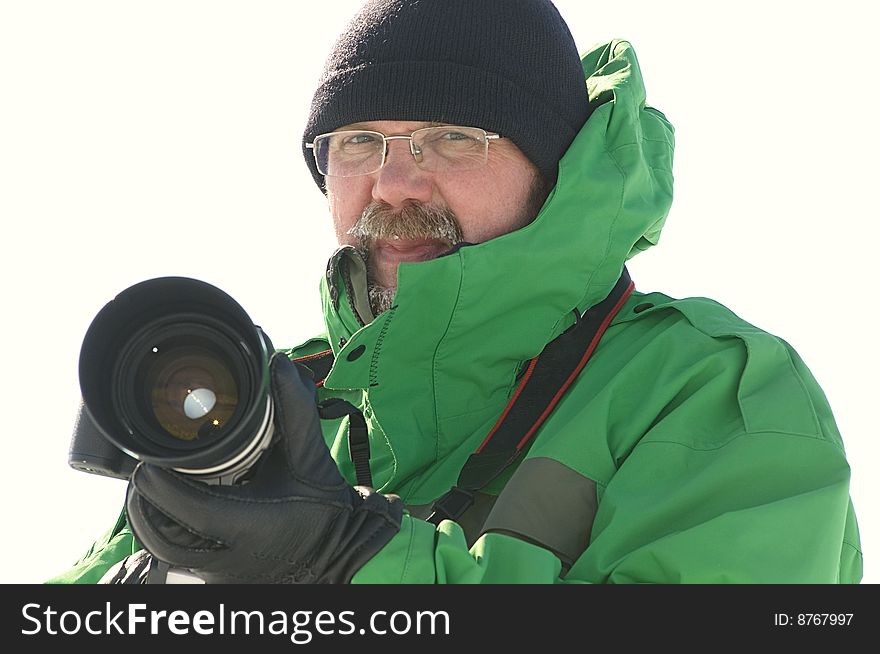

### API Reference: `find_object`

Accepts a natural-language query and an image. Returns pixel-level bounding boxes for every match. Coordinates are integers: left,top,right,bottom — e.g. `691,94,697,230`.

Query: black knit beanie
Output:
303,0,591,191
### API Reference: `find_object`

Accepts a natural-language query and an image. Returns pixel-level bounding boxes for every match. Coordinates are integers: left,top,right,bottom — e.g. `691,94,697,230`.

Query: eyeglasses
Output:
306,125,502,178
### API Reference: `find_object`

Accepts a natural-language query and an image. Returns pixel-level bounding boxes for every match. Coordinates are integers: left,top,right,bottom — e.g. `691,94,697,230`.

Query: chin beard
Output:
368,283,397,316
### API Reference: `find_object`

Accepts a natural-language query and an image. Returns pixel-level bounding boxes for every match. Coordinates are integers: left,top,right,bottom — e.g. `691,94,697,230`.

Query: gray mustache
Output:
347,202,463,245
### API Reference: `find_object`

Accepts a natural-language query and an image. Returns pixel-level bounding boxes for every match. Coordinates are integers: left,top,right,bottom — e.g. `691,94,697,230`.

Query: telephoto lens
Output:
75,277,275,485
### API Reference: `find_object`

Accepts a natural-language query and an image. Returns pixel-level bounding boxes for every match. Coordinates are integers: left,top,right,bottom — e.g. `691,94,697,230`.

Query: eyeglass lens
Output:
313,126,490,177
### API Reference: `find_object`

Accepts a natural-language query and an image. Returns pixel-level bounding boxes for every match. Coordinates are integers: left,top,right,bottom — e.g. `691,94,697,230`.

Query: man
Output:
52,0,861,583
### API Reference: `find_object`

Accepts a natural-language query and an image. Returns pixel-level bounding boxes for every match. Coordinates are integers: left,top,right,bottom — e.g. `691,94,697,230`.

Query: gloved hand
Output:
125,352,403,584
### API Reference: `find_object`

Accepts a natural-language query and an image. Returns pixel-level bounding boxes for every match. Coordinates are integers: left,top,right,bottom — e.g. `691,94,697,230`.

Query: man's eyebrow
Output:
337,122,373,131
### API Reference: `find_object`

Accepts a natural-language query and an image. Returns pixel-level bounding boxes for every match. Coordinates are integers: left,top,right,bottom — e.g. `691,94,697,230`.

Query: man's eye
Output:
345,133,379,146
437,130,472,141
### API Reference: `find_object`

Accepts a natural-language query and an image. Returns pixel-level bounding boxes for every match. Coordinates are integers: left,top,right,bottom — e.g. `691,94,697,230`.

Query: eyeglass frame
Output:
305,125,503,177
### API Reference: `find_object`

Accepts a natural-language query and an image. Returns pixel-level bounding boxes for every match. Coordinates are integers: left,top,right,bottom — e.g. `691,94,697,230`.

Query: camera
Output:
70,277,275,485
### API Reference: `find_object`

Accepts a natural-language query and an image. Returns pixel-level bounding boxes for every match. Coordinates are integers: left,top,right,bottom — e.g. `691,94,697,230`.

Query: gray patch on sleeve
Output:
480,457,598,571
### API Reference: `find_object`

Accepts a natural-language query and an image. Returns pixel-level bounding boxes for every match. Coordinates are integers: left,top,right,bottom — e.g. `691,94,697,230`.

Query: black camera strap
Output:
292,349,374,488
292,267,634,513
316,397,372,489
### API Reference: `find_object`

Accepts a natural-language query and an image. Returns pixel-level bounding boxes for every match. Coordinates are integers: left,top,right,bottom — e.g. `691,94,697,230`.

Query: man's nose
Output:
371,139,433,208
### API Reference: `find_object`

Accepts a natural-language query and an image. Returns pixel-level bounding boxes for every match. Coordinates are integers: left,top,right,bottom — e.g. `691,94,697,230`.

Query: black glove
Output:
125,352,403,584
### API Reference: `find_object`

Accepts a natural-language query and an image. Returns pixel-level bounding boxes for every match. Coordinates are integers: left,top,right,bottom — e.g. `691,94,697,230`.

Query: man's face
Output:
325,120,548,312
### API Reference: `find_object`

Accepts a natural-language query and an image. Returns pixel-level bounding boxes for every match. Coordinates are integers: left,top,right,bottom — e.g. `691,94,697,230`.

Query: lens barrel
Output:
78,277,274,484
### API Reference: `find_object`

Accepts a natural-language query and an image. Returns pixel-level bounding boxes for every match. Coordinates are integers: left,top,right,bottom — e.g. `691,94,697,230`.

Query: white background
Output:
1,1,876,583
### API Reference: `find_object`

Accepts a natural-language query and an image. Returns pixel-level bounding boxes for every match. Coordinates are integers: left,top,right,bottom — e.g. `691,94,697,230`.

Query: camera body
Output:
71,277,275,485
69,401,139,480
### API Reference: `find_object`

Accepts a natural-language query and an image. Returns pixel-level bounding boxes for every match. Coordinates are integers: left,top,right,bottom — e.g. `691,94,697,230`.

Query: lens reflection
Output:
183,387,217,419
141,343,239,441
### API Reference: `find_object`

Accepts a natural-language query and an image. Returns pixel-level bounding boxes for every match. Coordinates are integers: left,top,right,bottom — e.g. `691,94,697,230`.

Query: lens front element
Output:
115,319,254,455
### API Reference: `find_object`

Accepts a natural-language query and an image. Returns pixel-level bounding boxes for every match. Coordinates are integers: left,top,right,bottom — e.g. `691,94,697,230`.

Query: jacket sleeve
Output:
352,516,569,583
352,428,862,584
45,509,139,584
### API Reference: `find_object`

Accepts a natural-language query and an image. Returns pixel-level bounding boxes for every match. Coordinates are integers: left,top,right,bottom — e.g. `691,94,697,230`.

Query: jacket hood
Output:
317,40,674,503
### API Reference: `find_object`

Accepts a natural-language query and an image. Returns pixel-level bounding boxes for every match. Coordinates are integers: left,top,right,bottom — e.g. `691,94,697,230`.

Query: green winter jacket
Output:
50,40,862,584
